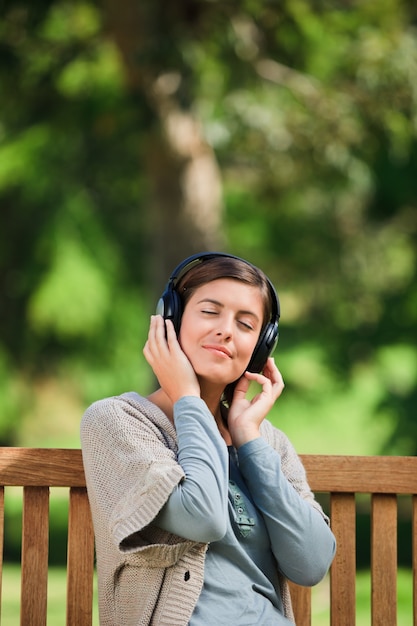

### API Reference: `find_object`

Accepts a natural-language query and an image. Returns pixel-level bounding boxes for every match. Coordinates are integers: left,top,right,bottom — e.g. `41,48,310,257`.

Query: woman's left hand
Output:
227,357,284,448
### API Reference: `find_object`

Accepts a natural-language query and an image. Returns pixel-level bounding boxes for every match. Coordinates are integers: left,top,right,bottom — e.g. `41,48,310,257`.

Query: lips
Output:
203,344,233,359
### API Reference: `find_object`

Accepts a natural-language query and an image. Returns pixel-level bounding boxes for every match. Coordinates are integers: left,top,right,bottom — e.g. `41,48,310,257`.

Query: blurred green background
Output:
1,0,416,455
1,0,416,621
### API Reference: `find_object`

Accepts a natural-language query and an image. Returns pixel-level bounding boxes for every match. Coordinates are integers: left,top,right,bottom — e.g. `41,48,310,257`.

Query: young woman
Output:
81,252,336,626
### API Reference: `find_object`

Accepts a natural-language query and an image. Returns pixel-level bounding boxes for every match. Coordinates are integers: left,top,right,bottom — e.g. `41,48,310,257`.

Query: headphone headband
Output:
166,252,280,321
157,251,280,372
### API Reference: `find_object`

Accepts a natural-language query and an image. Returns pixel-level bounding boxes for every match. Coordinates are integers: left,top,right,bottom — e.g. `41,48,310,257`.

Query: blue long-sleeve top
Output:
155,397,336,625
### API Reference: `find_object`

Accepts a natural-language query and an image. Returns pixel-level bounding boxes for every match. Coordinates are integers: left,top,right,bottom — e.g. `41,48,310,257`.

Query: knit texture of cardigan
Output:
81,392,327,626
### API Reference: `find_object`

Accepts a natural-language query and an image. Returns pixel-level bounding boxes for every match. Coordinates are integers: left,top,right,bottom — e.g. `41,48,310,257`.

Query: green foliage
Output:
0,0,416,452
0,1,153,442
29,236,111,338
0,350,29,445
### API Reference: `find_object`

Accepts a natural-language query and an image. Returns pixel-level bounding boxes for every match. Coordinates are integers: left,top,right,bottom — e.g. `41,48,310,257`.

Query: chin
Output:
197,369,243,388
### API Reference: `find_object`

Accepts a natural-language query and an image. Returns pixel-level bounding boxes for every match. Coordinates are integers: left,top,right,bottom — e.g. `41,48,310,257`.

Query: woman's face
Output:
179,278,264,386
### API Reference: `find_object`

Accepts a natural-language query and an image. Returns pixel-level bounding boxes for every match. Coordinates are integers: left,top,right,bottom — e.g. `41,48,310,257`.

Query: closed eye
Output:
238,320,255,331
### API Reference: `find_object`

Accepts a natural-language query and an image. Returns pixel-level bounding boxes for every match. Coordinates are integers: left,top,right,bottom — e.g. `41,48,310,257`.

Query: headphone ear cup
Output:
247,322,279,373
156,289,183,335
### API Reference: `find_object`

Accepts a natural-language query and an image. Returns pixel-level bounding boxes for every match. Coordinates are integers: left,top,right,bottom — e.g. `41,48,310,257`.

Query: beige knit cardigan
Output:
81,392,327,626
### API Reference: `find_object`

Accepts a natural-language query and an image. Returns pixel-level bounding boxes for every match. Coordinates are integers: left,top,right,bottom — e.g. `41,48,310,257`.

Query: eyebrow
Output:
196,298,261,321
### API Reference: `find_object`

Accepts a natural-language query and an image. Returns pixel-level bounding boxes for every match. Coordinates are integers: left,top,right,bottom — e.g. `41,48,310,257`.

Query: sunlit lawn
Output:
1,564,413,624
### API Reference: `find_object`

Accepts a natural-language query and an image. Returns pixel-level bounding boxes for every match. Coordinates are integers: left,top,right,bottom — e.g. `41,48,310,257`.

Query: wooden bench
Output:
1,448,417,625
290,455,417,626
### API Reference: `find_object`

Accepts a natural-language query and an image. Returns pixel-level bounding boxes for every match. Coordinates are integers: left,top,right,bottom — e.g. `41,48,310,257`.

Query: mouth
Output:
203,344,233,359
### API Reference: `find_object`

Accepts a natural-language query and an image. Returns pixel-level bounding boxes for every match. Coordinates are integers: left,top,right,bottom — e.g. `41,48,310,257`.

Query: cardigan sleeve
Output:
80,394,186,550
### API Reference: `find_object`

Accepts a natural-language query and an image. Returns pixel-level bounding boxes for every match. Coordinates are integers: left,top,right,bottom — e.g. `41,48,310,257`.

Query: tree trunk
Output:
103,0,225,289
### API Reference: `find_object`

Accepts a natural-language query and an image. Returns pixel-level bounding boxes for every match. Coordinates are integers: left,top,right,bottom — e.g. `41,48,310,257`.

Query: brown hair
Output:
177,256,273,326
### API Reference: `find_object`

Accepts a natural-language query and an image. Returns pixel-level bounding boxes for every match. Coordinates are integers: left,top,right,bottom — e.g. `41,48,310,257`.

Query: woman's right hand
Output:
143,315,200,404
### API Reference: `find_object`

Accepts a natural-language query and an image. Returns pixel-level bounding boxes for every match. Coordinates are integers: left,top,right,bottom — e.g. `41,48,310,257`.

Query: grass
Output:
1,564,413,624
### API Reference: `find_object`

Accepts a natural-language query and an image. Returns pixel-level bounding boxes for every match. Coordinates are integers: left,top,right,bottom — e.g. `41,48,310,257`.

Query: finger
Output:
262,357,278,377
152,315,172,350
234,375,251,396
143,340,150,362
263,358,284,386
143,317,157,356
244,370,270,387
150,313,164,335
146,316,169,360
165,318,177,344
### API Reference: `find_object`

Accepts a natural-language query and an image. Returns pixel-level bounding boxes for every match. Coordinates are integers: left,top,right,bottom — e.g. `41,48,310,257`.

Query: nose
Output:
216,313,233,340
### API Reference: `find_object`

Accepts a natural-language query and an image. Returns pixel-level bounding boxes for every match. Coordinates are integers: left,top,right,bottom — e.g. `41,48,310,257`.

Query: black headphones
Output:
156,252,280,373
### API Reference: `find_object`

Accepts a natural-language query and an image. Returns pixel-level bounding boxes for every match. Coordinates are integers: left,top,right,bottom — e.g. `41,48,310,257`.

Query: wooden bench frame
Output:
1,448,417,625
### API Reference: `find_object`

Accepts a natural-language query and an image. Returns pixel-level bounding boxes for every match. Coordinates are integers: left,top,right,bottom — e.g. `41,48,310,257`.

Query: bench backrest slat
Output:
66,487,95,626
330,493,356,626
287,582,311,626
21,486,49,626
1,448,417,624
371,494,398,624
413,496,417,625
0,486,4,613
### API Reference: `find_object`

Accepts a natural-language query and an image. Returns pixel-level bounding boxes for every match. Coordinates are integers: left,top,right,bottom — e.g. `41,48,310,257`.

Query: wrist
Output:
231,426,261,449
174,394,201,405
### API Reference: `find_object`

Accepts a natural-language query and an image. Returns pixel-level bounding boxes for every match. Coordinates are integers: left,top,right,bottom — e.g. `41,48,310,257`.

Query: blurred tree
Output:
103,0,225,286
0,0,416,452
0,1,149,442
